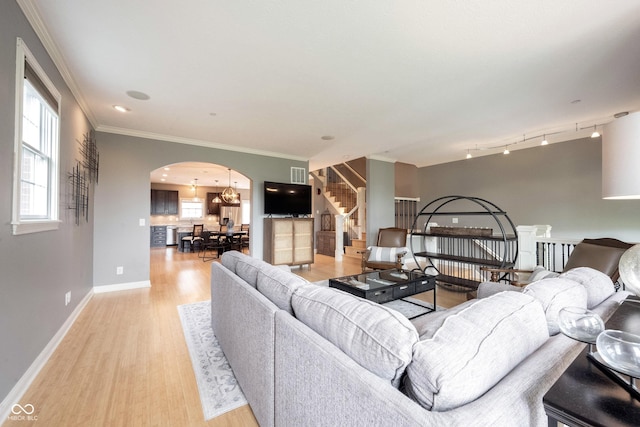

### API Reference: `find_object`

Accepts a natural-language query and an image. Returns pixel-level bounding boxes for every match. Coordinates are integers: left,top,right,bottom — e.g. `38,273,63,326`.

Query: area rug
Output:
313,280,437,318
177,301,247,421
382,298,437,318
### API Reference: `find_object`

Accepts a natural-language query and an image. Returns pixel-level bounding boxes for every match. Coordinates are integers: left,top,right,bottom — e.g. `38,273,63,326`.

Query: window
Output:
12,38,61,235
180,199,204,219
241,200,250,224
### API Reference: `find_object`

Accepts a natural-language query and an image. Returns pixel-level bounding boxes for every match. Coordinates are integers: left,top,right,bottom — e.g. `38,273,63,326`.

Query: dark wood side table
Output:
543,296,640,427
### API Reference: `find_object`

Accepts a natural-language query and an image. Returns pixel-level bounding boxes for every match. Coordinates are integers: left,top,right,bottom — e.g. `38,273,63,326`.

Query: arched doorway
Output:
149,161,251,254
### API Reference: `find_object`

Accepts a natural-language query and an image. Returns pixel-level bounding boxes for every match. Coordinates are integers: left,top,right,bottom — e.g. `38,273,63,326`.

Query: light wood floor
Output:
4,249,470,427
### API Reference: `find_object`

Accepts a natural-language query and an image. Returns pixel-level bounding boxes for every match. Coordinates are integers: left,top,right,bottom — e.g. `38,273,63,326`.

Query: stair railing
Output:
326,166,363,242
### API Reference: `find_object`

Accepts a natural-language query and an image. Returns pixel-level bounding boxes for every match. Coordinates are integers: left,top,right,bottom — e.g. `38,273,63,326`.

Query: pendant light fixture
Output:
192,178,199,201
221,168,238,204
212,180,222,203
232,181,240,204
591,125,601,138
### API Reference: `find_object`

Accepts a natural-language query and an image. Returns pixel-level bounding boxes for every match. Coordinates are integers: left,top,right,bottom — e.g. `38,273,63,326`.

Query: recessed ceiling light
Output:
126,90,150,100
570,99,581,104
162,173,168,177
321,135,335,141
164,167,170,171
113,105,130,113
160,178,166,182
209,112,217,116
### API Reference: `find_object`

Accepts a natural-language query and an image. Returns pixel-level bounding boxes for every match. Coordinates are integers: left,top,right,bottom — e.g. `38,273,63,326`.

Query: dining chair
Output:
182,224,204,252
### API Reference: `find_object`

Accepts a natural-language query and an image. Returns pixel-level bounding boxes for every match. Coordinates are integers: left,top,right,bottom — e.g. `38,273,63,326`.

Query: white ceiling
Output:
19,1,640,169
149,162,250,188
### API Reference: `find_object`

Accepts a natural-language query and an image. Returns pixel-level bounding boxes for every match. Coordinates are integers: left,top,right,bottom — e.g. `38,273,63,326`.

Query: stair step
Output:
344,246,364,256
343,251,362,262
351,239,367,249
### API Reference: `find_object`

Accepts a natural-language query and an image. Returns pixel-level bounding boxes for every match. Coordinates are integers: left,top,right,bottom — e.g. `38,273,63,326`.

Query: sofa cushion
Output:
221,250,244,273
522,277,587,335
367,246,408,263
235,255,271,288
529,265,560,282
404,291,548,412
559,267,615,309
476,281,523,299
291,285,418,388
257,267,309,314
411,299,475,340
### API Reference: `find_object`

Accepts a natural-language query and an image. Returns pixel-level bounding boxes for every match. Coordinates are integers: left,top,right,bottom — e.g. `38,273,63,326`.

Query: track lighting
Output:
462,115,617,159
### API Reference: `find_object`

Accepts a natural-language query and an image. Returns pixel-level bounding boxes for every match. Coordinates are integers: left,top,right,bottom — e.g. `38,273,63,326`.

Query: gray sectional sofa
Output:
210,251,627,427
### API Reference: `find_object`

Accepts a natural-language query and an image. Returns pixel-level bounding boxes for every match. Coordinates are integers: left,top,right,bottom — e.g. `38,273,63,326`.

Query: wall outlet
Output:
65,292,71,306
452,217,459,224
116,266,124,275
139,218,146,226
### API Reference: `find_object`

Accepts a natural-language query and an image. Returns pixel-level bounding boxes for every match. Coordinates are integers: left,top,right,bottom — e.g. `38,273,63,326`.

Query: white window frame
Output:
12,38,61,235
180,198,204,220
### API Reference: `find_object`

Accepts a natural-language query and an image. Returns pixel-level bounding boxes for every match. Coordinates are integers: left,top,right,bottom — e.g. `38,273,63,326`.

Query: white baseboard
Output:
0,289,94,421
92,280,151,293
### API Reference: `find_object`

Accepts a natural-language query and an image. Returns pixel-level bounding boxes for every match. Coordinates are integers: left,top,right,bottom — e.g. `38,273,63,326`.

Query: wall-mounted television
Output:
264,181,312,216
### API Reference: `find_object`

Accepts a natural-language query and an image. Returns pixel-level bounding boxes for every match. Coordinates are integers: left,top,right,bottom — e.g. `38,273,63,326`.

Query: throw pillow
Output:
522,277,587,335
367,246,408,263
559,267,615,309
291,285,418,388
404,291,548,411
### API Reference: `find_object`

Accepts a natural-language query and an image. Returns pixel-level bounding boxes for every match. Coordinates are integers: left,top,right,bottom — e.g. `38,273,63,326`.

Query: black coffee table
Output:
543,296,640,427
329,269,436,315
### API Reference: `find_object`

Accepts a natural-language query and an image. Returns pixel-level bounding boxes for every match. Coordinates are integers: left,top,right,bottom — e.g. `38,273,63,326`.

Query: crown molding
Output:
17,0,98,128
96,125,308,162
367,154,397,163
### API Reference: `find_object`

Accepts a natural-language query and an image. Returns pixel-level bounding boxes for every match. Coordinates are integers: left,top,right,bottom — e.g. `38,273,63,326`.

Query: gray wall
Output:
366,158,396,245
0,1,94,401
419,137,640,242
93,132,308,287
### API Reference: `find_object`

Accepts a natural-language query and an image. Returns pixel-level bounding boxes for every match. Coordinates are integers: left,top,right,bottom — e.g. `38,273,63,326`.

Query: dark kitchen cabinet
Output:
206,192,241,215
207,192,221,215
150,225,167,247
150,190,179,215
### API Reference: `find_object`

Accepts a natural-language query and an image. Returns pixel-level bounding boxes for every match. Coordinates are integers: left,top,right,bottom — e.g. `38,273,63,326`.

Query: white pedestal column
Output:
334,214,344,262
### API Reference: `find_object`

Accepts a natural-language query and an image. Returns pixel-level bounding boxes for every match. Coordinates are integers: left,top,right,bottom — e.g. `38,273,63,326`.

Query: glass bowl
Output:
558,306,605,343
596,330,640,377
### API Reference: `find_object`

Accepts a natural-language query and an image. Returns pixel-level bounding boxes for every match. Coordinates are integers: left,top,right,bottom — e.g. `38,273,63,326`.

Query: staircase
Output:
344,232,366,263
312,164,366,261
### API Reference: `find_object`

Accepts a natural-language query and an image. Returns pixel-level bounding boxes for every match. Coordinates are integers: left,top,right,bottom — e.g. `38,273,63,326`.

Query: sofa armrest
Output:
274,311,432,426
210,263,278,427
